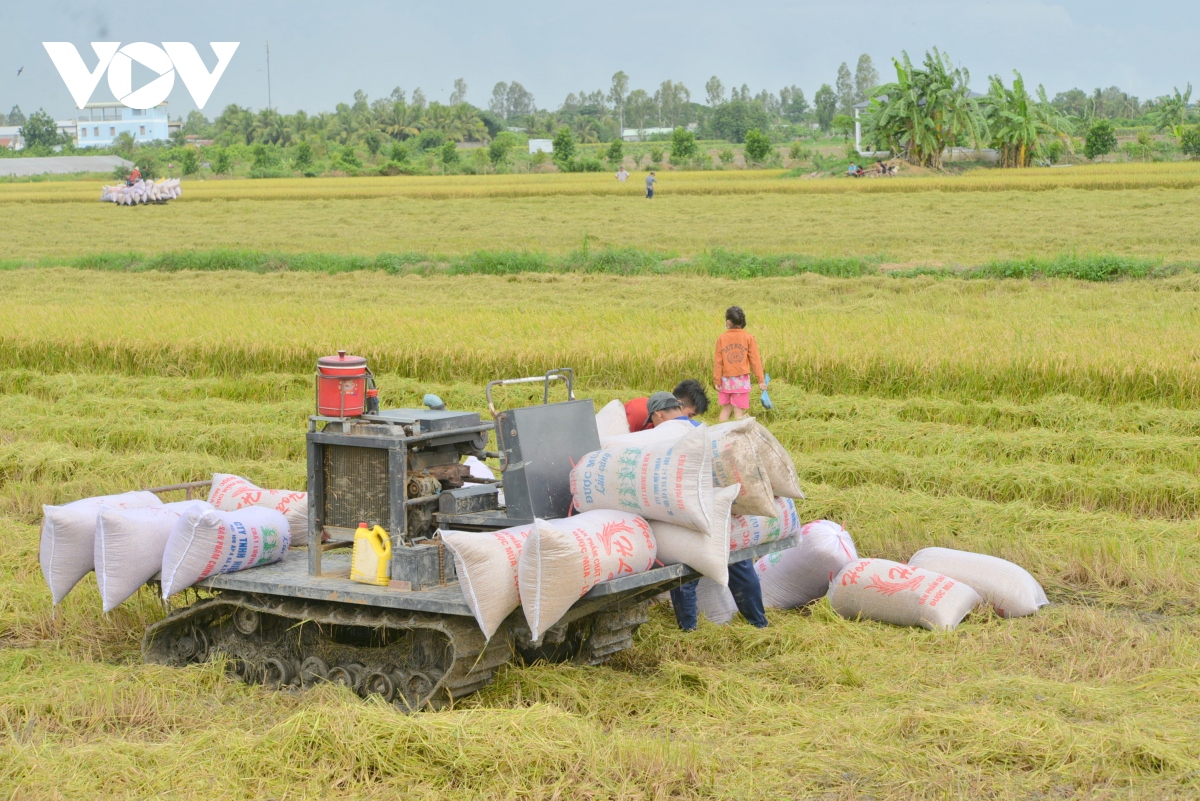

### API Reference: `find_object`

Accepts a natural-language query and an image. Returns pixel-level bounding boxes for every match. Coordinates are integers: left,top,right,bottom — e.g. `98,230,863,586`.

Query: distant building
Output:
75,102,177,148
528,138,553,154
0,119,76,150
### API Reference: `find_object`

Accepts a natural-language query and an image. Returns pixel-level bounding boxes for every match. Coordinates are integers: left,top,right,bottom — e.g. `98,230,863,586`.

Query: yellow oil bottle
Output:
350,522,391,586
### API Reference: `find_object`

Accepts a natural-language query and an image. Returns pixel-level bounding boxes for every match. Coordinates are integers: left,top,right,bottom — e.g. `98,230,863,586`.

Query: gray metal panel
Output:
497,400,600,521
371,409,482,432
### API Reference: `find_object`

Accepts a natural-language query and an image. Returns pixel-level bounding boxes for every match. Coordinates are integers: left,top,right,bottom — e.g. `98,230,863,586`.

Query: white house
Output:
75,102,171,148
621,123,697,142
528,138,553,154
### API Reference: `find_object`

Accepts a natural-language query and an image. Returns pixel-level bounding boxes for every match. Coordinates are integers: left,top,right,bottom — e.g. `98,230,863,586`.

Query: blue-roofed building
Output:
75,102,173,148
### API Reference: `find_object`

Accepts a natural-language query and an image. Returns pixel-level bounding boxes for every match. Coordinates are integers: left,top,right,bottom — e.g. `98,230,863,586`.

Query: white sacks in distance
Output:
95,501,212,612
518,511,657,642
207,473,309,547
570,423,714,532
827,558,981,631
161,506,291,598
907,547,1049,618
40,491,162,605
650,484,740,587
729,497,803,553
441,524,531,640
755,520,858,609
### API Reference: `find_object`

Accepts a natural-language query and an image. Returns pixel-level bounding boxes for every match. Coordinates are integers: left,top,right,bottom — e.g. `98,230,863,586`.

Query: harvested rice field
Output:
2,266,1199,799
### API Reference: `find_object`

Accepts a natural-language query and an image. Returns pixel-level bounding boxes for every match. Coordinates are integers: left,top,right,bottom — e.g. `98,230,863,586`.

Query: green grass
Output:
1,268,1199,797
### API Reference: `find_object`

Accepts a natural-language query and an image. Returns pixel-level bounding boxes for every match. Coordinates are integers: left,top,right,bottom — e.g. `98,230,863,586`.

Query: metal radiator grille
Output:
323,445,390,529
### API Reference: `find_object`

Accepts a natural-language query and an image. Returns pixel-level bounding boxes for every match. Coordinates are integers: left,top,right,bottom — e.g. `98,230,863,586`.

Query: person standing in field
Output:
714,305,765,422
616,167,629,182
645,171,656,199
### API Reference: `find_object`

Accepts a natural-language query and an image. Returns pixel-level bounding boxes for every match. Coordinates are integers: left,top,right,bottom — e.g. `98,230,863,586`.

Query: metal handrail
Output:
485,368,575,417
142,479,213,500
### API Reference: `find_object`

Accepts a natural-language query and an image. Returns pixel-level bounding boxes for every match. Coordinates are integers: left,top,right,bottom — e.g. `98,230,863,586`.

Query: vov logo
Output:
43,42,239,110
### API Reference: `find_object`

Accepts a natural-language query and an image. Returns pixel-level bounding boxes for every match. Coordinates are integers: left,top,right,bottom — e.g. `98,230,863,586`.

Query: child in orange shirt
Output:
713,306,765,421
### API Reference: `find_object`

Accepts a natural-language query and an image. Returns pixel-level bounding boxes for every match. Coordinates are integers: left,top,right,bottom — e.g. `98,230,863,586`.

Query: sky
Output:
1,1,1197,120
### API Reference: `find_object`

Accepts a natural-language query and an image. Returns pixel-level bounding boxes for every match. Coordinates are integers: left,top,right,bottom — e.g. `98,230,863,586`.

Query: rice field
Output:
2,268,1200,799
2,162,1200,262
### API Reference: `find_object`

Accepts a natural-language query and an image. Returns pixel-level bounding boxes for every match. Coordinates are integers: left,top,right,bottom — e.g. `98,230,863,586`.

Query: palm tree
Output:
862,49,984,169
379,102,421,140
985,72,1073,167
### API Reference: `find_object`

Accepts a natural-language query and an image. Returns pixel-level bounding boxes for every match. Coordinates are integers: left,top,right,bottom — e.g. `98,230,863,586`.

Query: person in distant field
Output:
645,171,657,199
876,159,888,174
714,305,765,422
672,378,710,418
127,165,142,185
616,167,629,182
846,163,858,177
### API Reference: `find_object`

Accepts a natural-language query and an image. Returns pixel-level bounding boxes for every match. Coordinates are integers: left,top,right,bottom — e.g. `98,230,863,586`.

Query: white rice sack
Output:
755,519,858,608
749,422,805,499
161,506,290,598
908,547,1048,618
40,491,162,605
828,558,981,631
595,399,631,441
570,423,713,531
707,419,777,517
518,510,656,641
695,577,738,625
441,524,531,640
650,484,739,586
599,418,694,450
95,501,212,612
730,497,802,553
207,473,309,547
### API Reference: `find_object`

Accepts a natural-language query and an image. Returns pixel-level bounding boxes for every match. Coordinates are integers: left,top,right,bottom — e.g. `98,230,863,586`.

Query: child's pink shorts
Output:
718,374,752,409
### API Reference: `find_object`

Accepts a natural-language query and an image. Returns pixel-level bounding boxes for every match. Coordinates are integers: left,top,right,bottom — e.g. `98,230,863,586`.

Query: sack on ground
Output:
695,577,738,625
518,510,656,641
442,524,531,640
570,423,713,531
707,419,778,517
161,506,290,598
595,399,631,441
748,422,805,499
207,473,309,547
828,558,981,631
730,497,802,553
650,484,739,587
907,547,1048,618
755,519,857,608
95,502,212,612
40,491,162,605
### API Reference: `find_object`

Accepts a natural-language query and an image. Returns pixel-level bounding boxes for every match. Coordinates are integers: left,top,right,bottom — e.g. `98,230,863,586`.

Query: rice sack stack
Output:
602,419,780,518
518,511,656,642
40,491,163,605
160,506,290,598
908,547,1049,618
207,473,309,546
441,524,532,640
755,520,858,609
570,423,714,533
828,558,981,631
95,501,212,612
729,497,802,553
748,422,805,500
649,484,740,586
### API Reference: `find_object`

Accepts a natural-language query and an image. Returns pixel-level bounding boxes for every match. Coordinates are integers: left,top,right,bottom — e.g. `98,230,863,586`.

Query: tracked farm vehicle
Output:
143,369,795,711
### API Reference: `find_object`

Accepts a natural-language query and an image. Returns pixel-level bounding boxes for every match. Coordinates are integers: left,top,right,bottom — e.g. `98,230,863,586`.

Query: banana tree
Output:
862,49,984,169
985,72,1074,167
1150,84,1193,140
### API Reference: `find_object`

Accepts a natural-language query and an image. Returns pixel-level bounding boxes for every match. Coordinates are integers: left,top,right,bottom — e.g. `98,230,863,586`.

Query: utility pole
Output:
266,41,272,111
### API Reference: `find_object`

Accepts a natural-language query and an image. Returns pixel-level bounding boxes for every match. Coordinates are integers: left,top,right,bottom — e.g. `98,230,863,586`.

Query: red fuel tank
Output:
316,351,368,417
